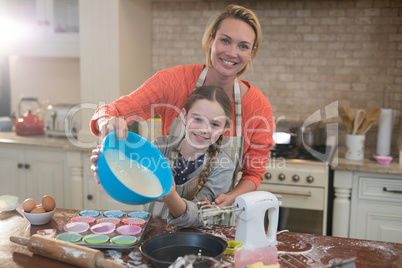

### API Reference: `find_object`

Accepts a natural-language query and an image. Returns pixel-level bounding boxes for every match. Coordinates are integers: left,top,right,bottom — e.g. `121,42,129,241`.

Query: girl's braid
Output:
185,135,223,200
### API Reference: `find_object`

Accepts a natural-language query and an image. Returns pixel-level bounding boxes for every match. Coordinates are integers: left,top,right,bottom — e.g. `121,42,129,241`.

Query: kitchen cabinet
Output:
82,152,144,211
0,0,79,57
332,169,402,243
0,143,69,209
349,173,402,243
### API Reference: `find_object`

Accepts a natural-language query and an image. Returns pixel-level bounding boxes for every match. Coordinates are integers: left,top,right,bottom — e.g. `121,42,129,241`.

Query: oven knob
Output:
264,173,272,180
292,175,300,182
278,174,286,181
306,176,314,183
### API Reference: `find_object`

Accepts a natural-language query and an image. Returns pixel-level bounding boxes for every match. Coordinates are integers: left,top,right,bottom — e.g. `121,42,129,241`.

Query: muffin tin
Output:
57,209,151,250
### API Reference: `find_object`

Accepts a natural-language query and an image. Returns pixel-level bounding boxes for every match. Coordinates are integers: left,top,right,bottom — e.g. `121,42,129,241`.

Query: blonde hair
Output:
202,5,262,77
182,85,232,200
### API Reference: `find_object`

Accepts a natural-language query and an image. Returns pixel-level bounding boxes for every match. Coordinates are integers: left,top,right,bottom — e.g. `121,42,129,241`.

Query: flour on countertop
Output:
202,225,236,241
105,250,150,268
277,232,401,267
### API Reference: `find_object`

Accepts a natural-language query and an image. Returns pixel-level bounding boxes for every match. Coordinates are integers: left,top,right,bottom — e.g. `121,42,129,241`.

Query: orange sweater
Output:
91,64,275,187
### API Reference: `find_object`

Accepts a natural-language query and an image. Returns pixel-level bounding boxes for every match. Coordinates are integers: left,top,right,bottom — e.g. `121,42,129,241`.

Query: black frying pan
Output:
140,232,227,268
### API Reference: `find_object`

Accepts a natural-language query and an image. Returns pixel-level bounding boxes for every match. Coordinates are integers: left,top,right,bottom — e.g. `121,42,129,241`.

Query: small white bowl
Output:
376,155,393,166
23,209,55,225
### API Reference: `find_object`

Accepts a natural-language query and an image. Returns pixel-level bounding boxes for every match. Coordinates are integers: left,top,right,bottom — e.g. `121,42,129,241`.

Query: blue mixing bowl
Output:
97,131,172,205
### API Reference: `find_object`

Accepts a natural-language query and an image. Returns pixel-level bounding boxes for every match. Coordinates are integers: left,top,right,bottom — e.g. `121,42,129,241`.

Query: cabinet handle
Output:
383,187,402,194
87,195,93,200
18,163,24,169
24,164,30,169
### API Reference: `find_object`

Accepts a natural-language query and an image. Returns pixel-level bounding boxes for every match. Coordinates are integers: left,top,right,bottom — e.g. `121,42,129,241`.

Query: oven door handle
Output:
269,190,312,197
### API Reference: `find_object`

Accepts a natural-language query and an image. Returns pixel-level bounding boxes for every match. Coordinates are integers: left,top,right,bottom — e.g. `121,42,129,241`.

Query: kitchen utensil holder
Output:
345,134,365,161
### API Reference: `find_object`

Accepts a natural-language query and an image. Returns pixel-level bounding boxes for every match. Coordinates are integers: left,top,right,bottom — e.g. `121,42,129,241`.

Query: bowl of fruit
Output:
22,195,56,225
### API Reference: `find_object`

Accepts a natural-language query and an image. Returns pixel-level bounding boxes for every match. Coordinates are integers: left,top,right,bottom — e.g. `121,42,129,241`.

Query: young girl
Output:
148,85,234,228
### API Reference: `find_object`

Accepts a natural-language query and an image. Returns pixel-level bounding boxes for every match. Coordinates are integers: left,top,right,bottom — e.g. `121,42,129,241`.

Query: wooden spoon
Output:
338,107,353,134
344,106,354,124
352,109,365,135
362,122,374,135
358,107,381,135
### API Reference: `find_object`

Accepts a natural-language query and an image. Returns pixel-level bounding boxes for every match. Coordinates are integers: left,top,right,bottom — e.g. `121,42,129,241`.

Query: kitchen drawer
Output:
257,184,325,210
358,176,402,203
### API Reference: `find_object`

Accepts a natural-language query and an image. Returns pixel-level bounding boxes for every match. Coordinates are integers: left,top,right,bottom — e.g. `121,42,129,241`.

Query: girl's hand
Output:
198,197,213,210
98,116,128,140
156,179,176,202
90,145,102,184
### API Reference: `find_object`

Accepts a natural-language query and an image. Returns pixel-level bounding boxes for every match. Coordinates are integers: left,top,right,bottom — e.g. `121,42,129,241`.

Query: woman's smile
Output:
221,58,236,66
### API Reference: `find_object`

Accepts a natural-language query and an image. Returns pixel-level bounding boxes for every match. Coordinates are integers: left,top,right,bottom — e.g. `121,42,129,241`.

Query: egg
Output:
41,195,56,211
22,198,36,213
31,205,46,213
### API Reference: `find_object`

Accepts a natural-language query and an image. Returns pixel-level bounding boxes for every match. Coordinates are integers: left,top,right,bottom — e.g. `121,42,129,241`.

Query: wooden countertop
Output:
1,207,401,267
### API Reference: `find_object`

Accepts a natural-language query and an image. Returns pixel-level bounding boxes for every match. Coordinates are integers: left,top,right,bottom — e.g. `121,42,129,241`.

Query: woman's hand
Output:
214,193,235,207
97,116,128,140
90,145,102,184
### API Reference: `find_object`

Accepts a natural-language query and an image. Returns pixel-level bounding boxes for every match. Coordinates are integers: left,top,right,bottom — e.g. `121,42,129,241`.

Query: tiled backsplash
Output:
151,0,401,154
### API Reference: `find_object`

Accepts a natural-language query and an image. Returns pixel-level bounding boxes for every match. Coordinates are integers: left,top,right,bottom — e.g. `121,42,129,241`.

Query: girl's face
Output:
209,18,255,77
182,99,228,150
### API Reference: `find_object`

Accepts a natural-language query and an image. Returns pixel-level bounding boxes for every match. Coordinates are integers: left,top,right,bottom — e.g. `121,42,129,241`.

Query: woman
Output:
151,85,234,228
90,5,275,208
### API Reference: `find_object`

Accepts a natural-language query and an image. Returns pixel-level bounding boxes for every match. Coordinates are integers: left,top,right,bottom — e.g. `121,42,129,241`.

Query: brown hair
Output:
182,85,232,200
202,4,262,76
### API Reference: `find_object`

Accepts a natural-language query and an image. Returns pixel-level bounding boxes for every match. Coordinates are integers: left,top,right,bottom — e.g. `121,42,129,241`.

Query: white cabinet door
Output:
0,0,79,57
0,145,26,198
82,153,143,211
0,143,67,208
25,148,66,208
364,206,402,243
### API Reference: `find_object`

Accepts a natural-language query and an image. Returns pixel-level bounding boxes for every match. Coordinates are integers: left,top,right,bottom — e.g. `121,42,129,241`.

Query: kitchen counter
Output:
0,131,94,152
333,157,402,176
3,131,401,175
1,207,401,267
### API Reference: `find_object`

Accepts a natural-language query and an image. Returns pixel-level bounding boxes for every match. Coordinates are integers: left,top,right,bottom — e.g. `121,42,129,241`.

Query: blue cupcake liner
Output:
79,209,100,217
127,211,149,219
103,210,124,218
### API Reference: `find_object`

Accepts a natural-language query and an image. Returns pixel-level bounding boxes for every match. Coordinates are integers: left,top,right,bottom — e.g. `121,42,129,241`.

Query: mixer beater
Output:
198,191,281,251
197,201,242,225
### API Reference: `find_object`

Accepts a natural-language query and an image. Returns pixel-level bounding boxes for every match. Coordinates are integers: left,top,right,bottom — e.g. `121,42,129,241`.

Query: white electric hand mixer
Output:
198,191,281,251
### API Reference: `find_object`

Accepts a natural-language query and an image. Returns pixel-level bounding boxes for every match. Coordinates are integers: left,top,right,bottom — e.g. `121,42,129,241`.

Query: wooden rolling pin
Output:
10,235,125,268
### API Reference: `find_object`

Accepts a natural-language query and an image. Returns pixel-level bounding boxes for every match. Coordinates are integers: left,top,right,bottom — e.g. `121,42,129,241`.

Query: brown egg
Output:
22,198,36,213
31,205,46,213
41,195,56,211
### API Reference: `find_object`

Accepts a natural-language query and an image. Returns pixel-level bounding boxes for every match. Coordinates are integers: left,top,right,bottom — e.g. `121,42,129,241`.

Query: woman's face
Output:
209,18,255,77
182,99,228,150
